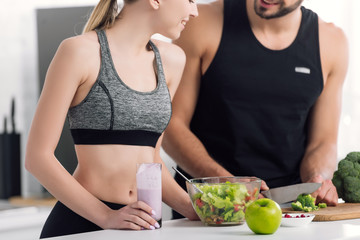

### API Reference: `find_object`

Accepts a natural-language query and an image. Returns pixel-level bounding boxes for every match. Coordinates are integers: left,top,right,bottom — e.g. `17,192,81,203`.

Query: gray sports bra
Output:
67,30,172,147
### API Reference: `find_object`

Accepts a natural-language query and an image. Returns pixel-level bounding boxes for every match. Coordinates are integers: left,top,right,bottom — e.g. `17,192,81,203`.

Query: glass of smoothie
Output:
136,163,162,227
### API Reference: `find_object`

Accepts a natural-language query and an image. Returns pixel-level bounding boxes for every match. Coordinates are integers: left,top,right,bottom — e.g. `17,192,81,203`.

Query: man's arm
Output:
300,20,349,205
162,2,232,178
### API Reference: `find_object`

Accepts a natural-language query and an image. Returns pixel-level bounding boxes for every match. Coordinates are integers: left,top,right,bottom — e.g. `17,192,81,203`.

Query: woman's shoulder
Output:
52,31,101,86
150,38,186,93
151,38,186,68
57,31,99,59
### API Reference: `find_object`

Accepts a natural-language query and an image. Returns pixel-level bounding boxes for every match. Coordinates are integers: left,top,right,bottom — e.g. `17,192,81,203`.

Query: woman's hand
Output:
102,201,160,230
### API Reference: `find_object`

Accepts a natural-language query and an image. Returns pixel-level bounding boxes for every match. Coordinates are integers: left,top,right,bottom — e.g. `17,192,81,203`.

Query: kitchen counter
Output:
45,218,360,240
0,200,52,240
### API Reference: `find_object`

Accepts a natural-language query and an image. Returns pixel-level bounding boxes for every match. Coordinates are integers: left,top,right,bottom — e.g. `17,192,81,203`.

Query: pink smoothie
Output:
137,188,162,221
136,163,162,222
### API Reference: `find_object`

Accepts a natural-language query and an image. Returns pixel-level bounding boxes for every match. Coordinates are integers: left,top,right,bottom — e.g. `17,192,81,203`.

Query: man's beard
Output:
254,0,304,19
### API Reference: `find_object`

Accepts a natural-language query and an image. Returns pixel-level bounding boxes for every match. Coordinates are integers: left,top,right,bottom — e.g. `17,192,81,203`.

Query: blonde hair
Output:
83,0,137,33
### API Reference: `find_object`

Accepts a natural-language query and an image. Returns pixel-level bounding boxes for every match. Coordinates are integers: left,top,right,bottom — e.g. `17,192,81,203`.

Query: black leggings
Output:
40,200,125,239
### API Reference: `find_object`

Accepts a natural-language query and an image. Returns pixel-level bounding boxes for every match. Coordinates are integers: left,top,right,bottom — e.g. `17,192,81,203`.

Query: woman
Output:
25,0,198,238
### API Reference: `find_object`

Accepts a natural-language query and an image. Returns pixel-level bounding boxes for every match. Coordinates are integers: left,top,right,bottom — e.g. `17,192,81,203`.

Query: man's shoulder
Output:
318,18,348,82
319,19,347,42
197,0,224,23
198,0,223,12
181,0,223,36
174,0,224,57
318,18,348,62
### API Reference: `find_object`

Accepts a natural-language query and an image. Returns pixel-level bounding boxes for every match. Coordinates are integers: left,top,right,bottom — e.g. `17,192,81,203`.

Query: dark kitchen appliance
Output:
0,98,21,199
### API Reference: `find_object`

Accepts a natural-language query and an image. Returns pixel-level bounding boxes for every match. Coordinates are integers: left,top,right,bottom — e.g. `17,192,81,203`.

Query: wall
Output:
0,0,106,198
302,0,360,159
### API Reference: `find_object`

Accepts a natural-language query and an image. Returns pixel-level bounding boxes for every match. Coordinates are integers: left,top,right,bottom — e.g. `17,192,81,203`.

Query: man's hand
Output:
307,175,338,206
258,180,269,199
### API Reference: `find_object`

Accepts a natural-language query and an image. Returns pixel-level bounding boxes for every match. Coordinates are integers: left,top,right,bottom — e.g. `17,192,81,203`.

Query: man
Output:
163,0,348,218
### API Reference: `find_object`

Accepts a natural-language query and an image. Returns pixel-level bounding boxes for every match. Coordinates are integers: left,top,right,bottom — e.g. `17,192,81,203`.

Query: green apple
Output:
245,198,282,234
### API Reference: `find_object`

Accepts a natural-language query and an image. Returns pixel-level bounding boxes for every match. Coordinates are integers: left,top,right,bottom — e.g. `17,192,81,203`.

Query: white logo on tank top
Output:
295,67,311,74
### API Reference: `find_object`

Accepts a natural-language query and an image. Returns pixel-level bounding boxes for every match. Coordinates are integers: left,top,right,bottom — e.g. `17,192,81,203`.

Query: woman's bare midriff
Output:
72,144,156,205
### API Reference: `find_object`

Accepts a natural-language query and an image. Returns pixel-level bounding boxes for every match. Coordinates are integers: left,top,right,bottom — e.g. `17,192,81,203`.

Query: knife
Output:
261,182,321,204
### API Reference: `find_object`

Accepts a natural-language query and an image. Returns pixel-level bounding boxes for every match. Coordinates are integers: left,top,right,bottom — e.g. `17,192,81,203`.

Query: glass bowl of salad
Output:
186,176,261,226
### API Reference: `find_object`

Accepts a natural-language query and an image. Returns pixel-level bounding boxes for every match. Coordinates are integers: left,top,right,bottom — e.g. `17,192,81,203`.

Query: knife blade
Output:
261,182,321,204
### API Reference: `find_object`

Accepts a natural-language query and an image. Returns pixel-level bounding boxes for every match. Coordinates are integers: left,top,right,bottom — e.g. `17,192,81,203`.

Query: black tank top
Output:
188,0,323,188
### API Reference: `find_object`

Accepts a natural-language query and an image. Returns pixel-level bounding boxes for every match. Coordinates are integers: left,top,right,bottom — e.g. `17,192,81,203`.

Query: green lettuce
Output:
191,182,256,225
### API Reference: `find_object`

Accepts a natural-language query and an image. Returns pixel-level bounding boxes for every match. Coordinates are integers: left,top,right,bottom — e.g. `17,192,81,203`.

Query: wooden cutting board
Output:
282,203,360,221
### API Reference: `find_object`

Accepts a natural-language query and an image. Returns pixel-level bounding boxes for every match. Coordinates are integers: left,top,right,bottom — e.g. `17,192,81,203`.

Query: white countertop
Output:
2,199,360,240
45,218,360,240
0,201,52,240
